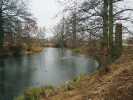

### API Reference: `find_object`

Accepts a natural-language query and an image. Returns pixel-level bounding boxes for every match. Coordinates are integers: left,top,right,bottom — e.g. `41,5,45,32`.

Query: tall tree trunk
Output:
0,10,4,53
109,0,114,56
61,17,65,47
89,30,92,45
72,12,77,48
115,22,122,58
102,0,108,51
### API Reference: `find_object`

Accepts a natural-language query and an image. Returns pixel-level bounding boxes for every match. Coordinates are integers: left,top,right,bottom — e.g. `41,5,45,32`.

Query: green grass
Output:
67,73,85,84
14,86,43,100
45,84,55,91
57,83,63,87
40,85,45,91
66,73,86,90
14,73,86,100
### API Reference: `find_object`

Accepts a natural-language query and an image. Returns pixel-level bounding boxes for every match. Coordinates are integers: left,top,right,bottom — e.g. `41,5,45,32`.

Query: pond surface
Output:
0,47,99,100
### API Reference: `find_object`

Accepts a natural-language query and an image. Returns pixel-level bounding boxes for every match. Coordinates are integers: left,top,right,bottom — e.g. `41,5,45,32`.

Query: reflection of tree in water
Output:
0,48,99,100
87,58,97,73
0,55,34,100
60,50,77,79
0,60,5,100
59,49,99,79
43,48,77,83
61,57,76,78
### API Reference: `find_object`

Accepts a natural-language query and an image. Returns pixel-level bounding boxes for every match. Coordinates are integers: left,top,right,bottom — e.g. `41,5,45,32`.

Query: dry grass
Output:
42,43,55,47
14,74,86,100
44,46,133,100
1,42,43,56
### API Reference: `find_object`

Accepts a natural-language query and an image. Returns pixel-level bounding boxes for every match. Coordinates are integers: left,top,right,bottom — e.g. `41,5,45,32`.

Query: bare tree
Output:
54,0,133,56
0,0,31,52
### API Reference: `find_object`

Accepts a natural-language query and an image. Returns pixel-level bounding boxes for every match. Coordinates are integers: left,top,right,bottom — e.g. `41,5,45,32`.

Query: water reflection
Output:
0,47,99,100
0,60,5,100
0,55,34,100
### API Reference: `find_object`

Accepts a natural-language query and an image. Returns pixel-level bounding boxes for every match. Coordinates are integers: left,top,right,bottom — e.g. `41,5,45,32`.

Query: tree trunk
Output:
72,12,77,48
115,22,122,58
0,10,4,54
61,19,64,47
109,0,114,56
89,30,92,45
102,0,108,51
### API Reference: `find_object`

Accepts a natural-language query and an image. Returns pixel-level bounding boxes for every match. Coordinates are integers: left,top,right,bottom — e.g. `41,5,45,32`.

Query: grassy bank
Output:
15,46,133,100
14,74,86,100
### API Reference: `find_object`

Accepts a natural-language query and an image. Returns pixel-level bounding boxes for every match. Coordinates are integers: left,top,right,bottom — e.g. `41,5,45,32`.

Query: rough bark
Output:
115,22,122,58
89,30,92,45
109,0,114,56
102,0,108,50
61,17,65,47
0,10,4,53
72,12,77,48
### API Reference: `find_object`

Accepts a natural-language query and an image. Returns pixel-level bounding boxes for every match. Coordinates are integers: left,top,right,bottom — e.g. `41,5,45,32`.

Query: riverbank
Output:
45,46,133,100
14,46,133,100
1,42,43,56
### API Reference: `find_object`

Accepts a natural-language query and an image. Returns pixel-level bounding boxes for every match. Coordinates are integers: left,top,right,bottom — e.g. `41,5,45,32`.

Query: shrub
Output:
8,44,22,54
21,43,28,50
27,43,36,51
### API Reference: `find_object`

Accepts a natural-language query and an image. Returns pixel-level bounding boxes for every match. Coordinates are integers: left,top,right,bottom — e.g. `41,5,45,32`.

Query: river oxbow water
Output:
0,47,99,100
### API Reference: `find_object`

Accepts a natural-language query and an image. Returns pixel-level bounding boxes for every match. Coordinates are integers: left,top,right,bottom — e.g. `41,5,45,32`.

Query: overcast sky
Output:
31,0,133,26
31,0,59,29
30,0,133,37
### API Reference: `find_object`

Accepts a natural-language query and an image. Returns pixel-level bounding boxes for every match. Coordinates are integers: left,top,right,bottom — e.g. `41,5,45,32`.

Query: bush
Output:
21,43,28,50
8,44,22,54
27,43,36,51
